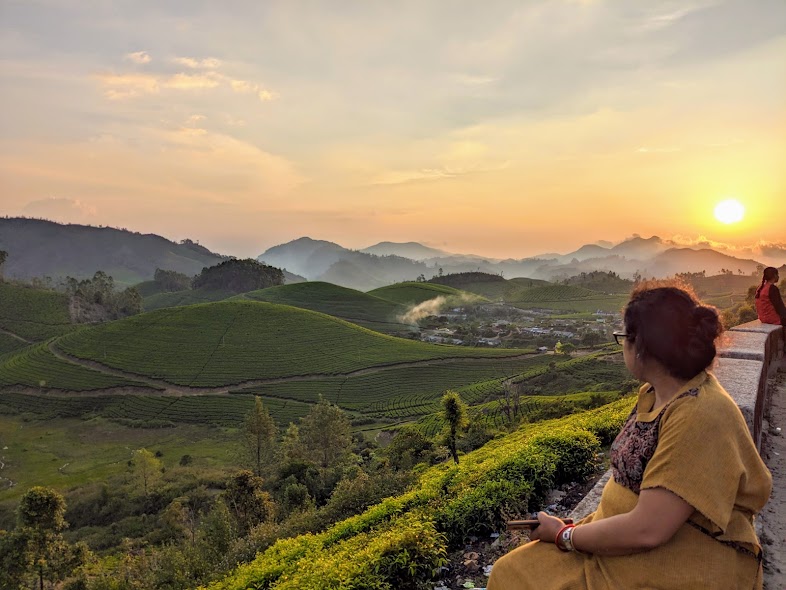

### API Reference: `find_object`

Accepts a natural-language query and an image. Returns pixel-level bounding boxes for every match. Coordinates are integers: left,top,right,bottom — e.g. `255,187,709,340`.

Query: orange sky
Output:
1,1,784,259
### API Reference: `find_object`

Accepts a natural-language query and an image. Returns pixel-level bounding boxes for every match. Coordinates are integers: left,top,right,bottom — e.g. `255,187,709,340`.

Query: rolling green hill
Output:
0,282,75,341
235,282,414,333
367,282,480,305
54,300,526,388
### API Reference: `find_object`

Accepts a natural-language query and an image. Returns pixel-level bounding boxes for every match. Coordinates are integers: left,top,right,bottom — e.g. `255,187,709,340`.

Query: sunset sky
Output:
1,0,784,260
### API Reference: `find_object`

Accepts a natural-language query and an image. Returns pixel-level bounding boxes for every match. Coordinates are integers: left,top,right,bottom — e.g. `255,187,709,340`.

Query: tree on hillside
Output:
385,427,435,470
66,271,142,322
0,250,7,280
555,341,576,355
442,391,468,464
191,258,284,293
223,471,276,536
131,448,162,496
4,486,90,590
243,396,278,477
154,268,192,292
298,397,352,468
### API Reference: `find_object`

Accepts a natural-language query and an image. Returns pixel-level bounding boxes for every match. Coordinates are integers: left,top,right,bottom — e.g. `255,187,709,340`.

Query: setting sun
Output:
714,199,745,224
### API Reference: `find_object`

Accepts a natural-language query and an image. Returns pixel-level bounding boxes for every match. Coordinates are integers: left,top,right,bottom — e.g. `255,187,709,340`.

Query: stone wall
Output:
570,321,785,521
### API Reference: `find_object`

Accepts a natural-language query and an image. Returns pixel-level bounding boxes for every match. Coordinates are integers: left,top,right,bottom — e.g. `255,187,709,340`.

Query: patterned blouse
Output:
610,387,699,494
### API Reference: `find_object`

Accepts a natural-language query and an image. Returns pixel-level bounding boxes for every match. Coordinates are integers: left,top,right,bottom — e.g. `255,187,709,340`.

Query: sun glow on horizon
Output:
714,199,745,225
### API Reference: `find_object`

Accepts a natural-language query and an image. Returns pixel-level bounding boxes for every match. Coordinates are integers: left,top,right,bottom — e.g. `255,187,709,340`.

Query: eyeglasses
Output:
612,331,631,346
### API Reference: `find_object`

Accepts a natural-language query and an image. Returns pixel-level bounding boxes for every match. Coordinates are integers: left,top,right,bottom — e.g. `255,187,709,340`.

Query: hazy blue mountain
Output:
361,241,450,260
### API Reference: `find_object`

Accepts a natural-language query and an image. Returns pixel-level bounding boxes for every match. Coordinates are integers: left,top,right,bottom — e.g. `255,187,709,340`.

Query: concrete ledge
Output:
713,357,765,448
570,469,612,522
730,321,785,369
718,331,769,362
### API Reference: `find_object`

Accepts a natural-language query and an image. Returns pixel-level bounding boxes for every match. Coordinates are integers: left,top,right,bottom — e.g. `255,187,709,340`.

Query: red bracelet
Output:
555,524,576,552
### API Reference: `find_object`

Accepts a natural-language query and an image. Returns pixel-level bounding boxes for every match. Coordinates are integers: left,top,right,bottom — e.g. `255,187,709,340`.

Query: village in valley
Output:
417,303,619,351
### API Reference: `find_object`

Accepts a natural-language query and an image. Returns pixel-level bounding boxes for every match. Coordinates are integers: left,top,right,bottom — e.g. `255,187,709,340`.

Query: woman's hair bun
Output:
693,305,722,342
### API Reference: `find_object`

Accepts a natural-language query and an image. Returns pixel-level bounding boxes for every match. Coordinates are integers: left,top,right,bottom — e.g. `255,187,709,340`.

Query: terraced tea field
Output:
504,284,627,312
0,282,75,341
0,332,26,355
143,287,237,311
0,341,151,391
235,355,551,417
415,389,621,436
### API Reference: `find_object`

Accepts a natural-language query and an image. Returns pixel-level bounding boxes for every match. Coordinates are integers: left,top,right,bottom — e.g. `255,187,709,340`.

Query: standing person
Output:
487,283,772,590
755,266,786,327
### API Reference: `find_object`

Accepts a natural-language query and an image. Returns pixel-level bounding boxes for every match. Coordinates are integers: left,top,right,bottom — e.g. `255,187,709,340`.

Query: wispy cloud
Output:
173,56,221,69
125,51,151,65
96,70,273,101
165,73,221,89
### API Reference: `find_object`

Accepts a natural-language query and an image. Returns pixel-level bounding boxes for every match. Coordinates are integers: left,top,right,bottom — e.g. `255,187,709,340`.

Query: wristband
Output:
555,524,576,552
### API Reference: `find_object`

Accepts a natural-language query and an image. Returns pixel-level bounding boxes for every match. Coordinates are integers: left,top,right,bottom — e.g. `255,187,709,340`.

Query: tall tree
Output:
223,471,276,536
298,397,352,468
131,448,162,496
0,250,7,279
442,391,468,464
13,486,89,590
243,396,278,477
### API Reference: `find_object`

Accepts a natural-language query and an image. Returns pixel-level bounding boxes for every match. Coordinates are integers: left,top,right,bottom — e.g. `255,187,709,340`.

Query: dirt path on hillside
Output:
760,360,786,590
45,341,539,397
0,327,32,344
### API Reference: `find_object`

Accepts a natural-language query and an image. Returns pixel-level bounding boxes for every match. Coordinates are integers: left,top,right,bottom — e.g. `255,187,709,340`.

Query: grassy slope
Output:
0,414,240,504
55,301,527,387
236,282,412,330
368,282,479,305
0,282,75,341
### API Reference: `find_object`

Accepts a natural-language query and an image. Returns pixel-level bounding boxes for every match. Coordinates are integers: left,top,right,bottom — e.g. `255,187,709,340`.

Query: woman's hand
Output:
528,512,566,543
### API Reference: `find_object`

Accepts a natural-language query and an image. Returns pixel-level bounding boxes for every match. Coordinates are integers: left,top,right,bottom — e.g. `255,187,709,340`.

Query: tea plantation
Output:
0,282,75,341
235,281,415,333
54,300,525,387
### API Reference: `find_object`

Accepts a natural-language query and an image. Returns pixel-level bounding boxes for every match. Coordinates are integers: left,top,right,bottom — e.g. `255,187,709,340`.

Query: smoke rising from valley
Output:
398,293,484,324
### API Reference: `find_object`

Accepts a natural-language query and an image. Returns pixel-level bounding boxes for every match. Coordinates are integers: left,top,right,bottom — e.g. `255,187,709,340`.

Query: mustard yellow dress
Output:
487,372,773,590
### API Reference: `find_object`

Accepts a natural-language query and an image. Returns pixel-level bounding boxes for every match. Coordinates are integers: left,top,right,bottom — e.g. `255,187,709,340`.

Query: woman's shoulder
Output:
664,372,744,426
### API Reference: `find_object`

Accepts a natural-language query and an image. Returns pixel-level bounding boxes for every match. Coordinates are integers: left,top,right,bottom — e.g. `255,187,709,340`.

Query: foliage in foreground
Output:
207,398,632,590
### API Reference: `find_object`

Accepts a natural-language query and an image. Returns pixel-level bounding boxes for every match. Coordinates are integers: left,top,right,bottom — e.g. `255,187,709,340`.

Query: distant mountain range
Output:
259,236,770,291
0,218,779,292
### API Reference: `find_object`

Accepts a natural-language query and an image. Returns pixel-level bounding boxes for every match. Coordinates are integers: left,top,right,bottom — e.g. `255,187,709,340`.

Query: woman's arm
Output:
530,487,694,556
769,285,786,319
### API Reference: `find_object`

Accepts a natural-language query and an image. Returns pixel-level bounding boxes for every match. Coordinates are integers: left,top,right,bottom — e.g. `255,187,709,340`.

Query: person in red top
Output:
754,267,786,326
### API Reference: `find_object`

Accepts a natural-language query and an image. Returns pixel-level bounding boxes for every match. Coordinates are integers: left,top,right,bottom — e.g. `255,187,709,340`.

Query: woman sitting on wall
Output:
755,266,786,327
487,282,772,590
